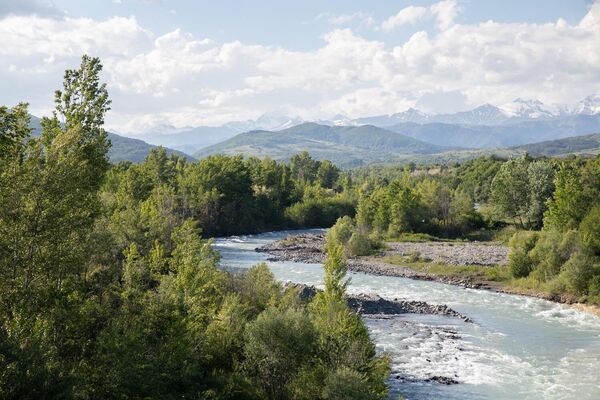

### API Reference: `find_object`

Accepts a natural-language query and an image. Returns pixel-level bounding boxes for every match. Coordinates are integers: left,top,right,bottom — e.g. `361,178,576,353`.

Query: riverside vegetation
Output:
2,55,600,398
0,56,389,399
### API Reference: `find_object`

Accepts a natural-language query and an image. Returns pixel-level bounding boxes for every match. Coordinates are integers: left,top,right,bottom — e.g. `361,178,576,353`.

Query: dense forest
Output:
0,57,389,399
333,155,600,305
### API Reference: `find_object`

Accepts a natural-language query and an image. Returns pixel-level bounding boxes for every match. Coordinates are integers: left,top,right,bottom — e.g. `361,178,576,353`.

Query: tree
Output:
317,160,340,189
526,160,555,229
322,242,349,303
544,163,590,231
491,158,530,228
290,151,319,183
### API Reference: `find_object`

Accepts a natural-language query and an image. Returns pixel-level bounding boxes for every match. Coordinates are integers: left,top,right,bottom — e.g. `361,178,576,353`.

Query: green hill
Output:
512,133,600,157
194,123,454,167
28,116,193,163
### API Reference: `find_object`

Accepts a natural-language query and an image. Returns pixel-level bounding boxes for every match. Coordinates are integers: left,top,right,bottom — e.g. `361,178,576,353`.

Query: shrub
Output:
321,368,379,400
242,307,317,399
507,231,539,278
559,250,596,296
588,275,600,304
347,232,374,257
284,197,354,228
326,216,355,247
528,230,569,282
580,204,600,255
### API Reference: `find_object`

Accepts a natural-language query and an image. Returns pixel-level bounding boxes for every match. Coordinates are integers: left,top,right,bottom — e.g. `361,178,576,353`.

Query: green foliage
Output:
327,216,378,257
559,250,597,296
491,158,555,229
544,163,591,231
507,227,600,303
1,58,392,399
579,204,600,255
507,231,539,278
242,307,317,399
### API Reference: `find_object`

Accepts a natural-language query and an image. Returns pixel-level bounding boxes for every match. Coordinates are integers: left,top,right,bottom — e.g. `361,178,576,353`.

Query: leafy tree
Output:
544,163,591,231
317,160,340,189
491,158,530,228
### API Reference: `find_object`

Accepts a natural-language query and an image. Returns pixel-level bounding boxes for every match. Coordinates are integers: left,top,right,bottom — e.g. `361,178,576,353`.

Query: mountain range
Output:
193,123,454,167
134,95,600,156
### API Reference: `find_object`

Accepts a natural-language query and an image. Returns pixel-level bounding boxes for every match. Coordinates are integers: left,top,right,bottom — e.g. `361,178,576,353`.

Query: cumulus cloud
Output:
1,3,600,133
381,6,428,31
430,0,460,30
381,0,459,31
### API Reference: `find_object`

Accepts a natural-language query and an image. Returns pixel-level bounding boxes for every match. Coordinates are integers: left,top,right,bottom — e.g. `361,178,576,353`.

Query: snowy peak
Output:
430,104,508,125
500,98,560,119
390,108,431,124
224,113,304,132
573,94,600,115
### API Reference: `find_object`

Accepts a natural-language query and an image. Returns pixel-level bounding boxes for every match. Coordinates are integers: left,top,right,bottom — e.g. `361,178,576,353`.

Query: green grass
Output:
387,233,460,243
382,254,511,282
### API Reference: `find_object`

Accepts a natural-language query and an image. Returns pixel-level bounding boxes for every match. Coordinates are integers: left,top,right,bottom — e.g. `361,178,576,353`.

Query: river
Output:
213,229,600,400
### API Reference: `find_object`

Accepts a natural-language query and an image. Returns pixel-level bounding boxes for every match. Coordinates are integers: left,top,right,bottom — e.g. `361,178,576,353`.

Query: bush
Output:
507,231,539,278
528,230,573,282
347,232,374,257
285,197,354,228
580,204,600,255
559,250,596,296
322,368,379,400
326,216,355,248
242,307,317,399
588,275,600,304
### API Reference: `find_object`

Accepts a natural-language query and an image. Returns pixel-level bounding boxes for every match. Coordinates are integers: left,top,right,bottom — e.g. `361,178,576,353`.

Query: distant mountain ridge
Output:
386,114,600,148
194,123,457,167
512,133,600,157
131,94,600,154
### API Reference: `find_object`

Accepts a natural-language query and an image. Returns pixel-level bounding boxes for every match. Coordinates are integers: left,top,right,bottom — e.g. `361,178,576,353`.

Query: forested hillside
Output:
512,133,600,157
195,123,453,167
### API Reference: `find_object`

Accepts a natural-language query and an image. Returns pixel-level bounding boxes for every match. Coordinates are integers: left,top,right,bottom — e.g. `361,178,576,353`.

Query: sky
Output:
0,0,599,134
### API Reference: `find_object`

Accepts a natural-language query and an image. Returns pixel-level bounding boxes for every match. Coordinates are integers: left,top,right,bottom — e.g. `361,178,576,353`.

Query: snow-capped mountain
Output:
499,98,563,120
132,94,600,155
224,113,303,132
430,104,509,125
572,95,600,115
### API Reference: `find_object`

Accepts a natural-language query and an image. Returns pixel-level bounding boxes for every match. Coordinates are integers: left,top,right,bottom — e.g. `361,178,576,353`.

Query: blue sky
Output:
53,0,589,50
0,0,598,133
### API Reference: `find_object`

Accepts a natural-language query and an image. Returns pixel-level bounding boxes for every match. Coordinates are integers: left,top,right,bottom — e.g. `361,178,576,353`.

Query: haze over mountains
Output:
134,95,600,159
194,123,454,167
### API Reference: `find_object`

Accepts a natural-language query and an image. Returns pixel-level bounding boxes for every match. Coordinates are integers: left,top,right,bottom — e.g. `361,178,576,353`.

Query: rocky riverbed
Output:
256,232,507,290
287,282,472,322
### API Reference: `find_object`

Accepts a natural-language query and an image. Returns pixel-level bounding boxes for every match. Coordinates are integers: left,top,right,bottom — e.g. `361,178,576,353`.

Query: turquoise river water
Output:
213,230,600,400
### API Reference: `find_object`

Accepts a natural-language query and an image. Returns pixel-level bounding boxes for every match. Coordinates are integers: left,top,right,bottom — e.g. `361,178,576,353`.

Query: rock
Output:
426,376,460,385
285,283,473,321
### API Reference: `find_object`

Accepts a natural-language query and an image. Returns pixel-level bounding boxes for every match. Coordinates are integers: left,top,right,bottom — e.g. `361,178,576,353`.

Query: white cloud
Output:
1,4,600,133
381,6,428,31
430,0,460,30
381,1,459,32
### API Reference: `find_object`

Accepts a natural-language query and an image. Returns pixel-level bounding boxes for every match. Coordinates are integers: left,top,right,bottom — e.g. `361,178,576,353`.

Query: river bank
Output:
216,229,600,399
256,232,600,316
